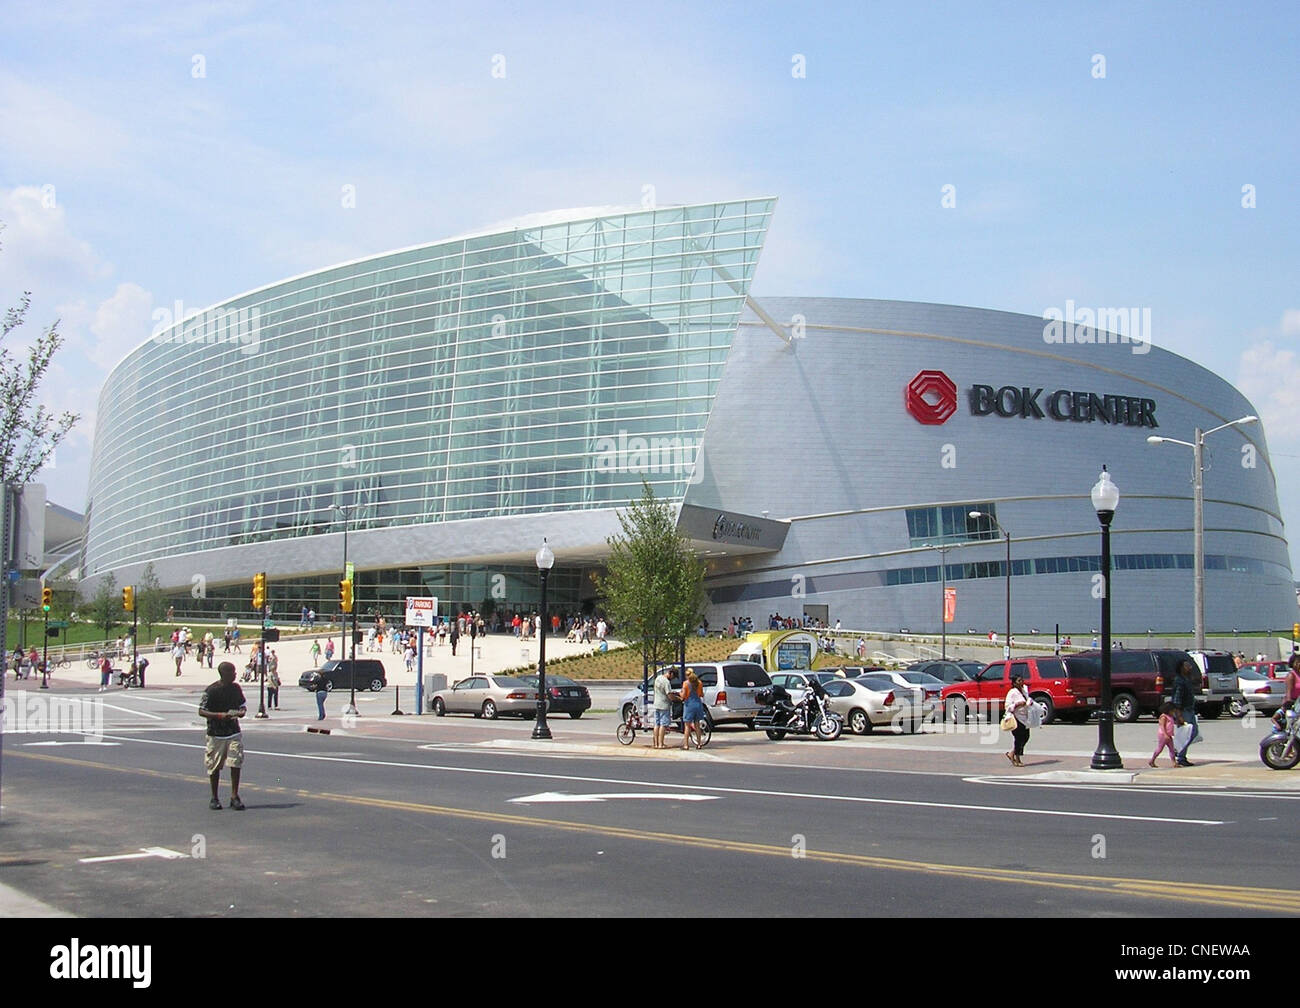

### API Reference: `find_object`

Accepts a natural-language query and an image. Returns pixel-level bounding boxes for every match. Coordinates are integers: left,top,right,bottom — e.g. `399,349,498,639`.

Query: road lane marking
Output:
22,734,1226,825
967,776,1300,800
95,703,165,720
78,847,189,864
11,749,1290,913
509,792,719,803
24,741,121,747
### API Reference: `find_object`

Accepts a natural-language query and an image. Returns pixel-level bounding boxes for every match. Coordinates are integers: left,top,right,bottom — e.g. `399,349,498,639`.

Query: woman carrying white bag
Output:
1003,672,1036,767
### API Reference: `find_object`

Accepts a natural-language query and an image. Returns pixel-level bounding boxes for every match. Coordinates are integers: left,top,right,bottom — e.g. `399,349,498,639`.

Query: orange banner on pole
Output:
943,587,956,624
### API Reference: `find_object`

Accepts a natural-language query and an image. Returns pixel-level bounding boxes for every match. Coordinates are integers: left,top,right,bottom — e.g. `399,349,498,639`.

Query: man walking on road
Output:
199,661,247,810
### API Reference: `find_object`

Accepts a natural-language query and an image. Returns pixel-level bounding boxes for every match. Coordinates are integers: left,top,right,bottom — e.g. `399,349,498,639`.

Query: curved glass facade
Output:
85,199,775,574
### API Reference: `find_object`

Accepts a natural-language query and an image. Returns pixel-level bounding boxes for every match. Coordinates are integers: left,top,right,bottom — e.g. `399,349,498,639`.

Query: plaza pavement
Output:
35,621,621,692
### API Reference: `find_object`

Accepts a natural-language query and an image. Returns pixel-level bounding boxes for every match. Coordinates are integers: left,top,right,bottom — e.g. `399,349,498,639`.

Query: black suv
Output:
298,659,387,693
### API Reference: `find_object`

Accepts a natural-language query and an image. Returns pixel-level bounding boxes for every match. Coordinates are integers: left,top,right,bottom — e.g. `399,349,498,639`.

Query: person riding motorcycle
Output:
1272,654,1300,732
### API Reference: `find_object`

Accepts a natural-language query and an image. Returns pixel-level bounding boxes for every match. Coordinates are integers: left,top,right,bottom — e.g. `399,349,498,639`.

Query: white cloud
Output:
1237,313,1300,447
0,185,111,297
85,282,154,371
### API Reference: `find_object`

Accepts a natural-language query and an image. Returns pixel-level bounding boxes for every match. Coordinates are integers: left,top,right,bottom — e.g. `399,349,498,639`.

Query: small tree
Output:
135,563,167,637
86,572,122,638
597,482,707,676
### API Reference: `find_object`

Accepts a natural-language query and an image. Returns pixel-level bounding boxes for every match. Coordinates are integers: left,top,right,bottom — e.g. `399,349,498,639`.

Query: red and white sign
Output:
405,596,437,627
943,587,956,624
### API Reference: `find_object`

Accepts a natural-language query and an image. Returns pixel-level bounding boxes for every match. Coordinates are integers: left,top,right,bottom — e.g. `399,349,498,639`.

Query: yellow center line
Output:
11,750,1295,913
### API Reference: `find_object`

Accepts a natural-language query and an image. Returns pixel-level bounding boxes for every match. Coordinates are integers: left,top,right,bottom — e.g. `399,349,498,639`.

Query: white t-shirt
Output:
1005,686,1029,726
653,673,673,711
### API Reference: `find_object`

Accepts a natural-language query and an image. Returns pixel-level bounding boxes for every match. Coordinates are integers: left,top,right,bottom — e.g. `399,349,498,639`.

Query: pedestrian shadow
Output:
242,802,303,811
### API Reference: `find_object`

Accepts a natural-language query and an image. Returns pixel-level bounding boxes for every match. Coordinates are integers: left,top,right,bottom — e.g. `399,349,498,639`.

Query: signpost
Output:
406,597,437,713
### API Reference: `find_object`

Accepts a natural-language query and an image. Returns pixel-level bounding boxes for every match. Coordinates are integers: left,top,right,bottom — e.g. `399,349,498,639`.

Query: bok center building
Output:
81,198,1297,635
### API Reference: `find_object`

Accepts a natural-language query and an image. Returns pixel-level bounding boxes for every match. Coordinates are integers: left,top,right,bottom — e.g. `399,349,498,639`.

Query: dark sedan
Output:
517,673,592,719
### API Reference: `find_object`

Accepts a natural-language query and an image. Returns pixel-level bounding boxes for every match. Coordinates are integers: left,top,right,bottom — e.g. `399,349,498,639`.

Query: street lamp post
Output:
1090,465,1122,770
532,538,554,740
922,542,966,659
333,503,357,717
1147,416,1258,651
969,511,1012,660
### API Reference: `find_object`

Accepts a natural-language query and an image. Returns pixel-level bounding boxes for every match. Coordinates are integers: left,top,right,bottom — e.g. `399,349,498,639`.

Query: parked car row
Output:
301,647,1258,732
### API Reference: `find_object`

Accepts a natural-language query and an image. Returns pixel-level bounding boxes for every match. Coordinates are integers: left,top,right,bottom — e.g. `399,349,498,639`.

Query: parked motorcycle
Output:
1260,705,1299,770
754,680,843,741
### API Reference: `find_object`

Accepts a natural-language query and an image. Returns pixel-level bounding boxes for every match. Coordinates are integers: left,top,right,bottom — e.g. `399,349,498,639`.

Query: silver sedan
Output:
431,675,540,720
1231,668,1286,717
820,677,911,735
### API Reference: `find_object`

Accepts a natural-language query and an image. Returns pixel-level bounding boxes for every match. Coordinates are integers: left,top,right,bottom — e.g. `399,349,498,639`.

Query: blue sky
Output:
1,1,1298,559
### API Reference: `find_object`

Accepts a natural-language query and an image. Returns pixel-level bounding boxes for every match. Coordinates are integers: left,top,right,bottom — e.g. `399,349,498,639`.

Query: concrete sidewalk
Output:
32,625,627,694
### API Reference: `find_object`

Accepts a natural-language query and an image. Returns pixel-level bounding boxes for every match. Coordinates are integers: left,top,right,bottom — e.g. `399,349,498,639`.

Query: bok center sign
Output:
907,370,1158,429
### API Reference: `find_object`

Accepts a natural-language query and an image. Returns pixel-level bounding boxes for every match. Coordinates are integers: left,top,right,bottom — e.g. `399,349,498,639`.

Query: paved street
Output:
2,676,1297,918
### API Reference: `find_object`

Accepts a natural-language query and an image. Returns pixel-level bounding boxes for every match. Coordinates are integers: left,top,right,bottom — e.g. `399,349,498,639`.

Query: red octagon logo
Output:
905,370,958,425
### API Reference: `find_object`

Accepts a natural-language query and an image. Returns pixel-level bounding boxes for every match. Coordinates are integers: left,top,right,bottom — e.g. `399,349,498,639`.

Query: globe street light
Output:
1090,465,1122,770
1147,416,1258,650
532,538,554,740
969,511,1012,660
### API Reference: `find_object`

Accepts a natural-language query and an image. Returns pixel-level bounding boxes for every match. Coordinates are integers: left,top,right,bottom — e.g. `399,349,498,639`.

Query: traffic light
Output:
43,586,54,613
1293,622,1299,640
252,572,267,610
340,579,353,614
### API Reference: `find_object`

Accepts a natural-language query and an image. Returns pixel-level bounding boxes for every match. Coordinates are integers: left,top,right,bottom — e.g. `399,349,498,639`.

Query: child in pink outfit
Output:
1149,701,1180,767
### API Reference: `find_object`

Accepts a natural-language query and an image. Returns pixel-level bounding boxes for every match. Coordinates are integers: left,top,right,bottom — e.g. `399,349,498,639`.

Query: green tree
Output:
0,253,78,482
86,571,122,638
0,228,80,670
597,482,707,673
135,562,167,637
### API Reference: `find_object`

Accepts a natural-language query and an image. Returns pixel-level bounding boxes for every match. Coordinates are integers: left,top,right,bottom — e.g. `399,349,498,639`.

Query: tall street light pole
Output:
1090,465,1122,770
333,503,357,717
923,542,967,660
532,538,554,741
969,511,1012,660
1147,416,1258,651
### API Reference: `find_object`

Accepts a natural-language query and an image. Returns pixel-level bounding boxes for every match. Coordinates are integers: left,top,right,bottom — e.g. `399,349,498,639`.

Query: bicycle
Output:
85,651,105,669
616,705,711,748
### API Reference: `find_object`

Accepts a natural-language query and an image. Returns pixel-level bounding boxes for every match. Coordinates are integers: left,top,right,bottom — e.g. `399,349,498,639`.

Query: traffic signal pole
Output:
41,590,49,690
253,572,268,719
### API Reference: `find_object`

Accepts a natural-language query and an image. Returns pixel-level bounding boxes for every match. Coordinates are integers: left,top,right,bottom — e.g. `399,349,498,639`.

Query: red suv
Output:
940,656,1101,725
1241,660,1290,681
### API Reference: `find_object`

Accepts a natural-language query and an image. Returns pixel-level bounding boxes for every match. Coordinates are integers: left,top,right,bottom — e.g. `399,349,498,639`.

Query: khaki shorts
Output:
204,734,244,774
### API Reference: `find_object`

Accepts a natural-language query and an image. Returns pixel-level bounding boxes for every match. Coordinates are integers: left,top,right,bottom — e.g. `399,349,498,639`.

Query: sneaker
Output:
209,798,223,810
229,796,245,811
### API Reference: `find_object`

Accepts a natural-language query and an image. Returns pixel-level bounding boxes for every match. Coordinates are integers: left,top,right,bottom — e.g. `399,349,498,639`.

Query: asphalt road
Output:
1,682,1297,919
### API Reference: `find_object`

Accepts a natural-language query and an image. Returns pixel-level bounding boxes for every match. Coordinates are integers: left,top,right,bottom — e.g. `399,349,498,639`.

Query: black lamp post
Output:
969,511,1012,660
532,538,554,740
333,503,358,717
333,503,353,668
923,542,964,660
1090,465,1123,770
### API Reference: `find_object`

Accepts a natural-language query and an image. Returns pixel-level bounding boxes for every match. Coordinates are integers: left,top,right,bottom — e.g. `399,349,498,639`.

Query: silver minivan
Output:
620,662,773,727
